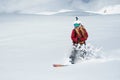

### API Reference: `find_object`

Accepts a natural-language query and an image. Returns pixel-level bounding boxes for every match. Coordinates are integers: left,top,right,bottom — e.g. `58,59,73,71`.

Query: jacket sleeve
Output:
71,29,78,43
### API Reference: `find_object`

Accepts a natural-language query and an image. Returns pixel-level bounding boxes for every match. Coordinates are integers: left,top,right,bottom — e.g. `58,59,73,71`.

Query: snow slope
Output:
0,14,120,80
20,9,73,15
86,5,120,15
0,0,120,14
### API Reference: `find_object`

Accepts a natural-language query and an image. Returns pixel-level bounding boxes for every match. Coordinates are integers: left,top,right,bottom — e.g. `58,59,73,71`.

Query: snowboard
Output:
53,64,68,67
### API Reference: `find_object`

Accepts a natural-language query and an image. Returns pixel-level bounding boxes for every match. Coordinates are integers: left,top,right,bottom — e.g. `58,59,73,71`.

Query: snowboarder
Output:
71,17,88,46
69,17,88,64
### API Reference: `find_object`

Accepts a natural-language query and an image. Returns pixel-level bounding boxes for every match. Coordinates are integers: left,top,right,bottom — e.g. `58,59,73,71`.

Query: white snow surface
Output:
20,9,73,15
86,5,120,15
0,14,120,80
98,5,120,14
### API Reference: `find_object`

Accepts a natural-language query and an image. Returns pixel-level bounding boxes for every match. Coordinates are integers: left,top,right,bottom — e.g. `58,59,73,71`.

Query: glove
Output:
79,41,85,45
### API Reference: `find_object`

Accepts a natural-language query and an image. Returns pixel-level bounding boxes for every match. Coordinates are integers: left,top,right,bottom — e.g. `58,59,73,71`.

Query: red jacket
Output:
71,27,88,44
